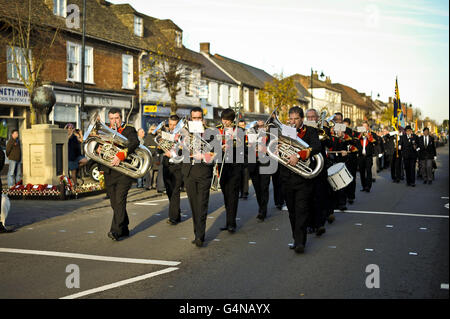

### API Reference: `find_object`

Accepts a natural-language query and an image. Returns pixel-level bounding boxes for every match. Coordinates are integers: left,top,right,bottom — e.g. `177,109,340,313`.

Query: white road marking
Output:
135,196,188,206
354,223,363,226
59,267,179,299
441,283,449,290
409,252,418,256
336,210,449,219
0,248,180,266
207,216,214,219
445,204,449,209
386,225,394,228
59,230,66,232
419,227,428,230
87,231,95,234
148,235,157,238
213,239,220,242
249,242,256,244
365,248,374,252
328,246,337,249
441,197,449,199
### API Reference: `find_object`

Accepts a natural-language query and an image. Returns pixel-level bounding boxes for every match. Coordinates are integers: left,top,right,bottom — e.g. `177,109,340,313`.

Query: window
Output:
134,16,143,37
66,42,93,83
53,0,67,17
175,31,182,48
228,86,232,107
149,61,161,91
7,46,30,83
217,84,222,106
122,54,134,89
185,68,193,96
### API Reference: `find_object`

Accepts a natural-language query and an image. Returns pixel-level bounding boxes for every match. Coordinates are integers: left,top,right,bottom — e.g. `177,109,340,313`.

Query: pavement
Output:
0,145,448,300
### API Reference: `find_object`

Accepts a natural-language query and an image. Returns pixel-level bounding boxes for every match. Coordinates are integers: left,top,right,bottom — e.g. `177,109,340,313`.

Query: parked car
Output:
85,159,100,182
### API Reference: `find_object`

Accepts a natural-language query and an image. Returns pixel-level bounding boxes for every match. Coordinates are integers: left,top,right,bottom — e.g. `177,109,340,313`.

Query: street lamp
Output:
310,68,325,110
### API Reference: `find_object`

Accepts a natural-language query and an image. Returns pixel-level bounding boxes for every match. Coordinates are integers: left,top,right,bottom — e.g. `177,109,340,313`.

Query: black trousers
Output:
391,153,402,181
272,166,285,207
183,165,212,241
283,181,313,247
309,171,330,228
345,154,358,201
163,163,183,222
219,164,241,227
239,165,249,196
358,155,373,191
403,157,417,185
248,163,271,217
105,172,133,236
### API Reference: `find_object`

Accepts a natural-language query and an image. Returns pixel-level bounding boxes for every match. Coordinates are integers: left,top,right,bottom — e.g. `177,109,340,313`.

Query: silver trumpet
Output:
83,113,153,179
265,110,324,179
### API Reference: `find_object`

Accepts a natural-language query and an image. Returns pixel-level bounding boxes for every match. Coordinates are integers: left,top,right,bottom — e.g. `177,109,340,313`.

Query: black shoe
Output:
316,226,326,237
289,243,297,250
372,179,376,182
411,184,415,187
327,214,335,224
365,188,370,193
395,179,400,183
0,223,14,233
428,181,432,185
339,206,347,211
348,199,354,204
294,244,305,254
256,214,265,222
191,239,203,247
167,219,178,225
107,232,120,241
423,180,428,184
360,188,366,192
220,226,228,231
104,195,110,199
307,227,316,234
276,205,282,210
227,226,236,233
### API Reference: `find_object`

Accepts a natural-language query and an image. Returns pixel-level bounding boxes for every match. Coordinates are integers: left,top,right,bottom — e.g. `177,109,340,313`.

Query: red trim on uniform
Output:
116,151,126,161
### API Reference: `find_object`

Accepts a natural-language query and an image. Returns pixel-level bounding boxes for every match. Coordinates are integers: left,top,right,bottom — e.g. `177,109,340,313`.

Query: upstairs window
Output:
134,16,143,37
53,0,67,17
122,54,134,89
66,42,94,83
175,31,182,48
7,46,31,83
185,68,193,96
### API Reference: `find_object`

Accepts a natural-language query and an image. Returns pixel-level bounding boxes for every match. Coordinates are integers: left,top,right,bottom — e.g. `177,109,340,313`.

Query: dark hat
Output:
405,125,412,131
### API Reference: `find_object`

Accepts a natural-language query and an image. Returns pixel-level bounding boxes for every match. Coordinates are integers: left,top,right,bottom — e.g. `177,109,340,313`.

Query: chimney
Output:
388,97,392,103
325,76,331,84
200,42,210,55
312,71,319,81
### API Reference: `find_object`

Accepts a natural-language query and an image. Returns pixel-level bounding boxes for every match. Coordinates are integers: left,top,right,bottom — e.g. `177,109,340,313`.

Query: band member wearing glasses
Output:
97,108,139,241
281,106,321,254
181,107,215,247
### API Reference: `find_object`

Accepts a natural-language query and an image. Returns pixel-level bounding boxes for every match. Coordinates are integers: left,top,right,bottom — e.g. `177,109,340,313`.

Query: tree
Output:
142,42,198,115
0,0,61,125
380,105,394,127
258,73,298,122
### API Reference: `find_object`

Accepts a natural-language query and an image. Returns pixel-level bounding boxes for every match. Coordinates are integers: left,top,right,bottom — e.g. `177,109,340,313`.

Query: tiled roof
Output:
184,49,236,84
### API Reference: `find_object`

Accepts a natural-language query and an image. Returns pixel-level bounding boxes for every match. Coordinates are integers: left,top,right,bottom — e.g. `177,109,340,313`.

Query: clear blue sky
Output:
109,0,449,122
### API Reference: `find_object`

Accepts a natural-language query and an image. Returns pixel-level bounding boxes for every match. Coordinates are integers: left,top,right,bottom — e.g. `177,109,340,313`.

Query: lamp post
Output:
80,0,86,130
310,68,325,111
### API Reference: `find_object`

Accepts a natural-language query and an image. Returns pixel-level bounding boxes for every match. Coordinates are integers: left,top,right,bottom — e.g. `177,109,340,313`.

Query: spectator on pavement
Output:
6,129,22,188
66,124,88,187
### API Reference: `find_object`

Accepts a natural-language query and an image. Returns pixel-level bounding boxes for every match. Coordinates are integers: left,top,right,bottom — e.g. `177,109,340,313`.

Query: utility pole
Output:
80,0,86,129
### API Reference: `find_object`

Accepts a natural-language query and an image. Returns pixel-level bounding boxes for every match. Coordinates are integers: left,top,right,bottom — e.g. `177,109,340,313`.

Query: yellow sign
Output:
144,105,158,113
202,108,207,115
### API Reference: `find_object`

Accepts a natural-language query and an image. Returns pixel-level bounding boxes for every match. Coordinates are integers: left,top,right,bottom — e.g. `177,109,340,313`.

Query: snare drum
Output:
327,163,353,191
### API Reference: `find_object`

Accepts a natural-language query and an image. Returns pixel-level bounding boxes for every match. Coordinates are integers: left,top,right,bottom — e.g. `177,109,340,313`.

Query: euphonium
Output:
317,111,329,141
265,112,324,179
153,119,184,164
83,113,153,179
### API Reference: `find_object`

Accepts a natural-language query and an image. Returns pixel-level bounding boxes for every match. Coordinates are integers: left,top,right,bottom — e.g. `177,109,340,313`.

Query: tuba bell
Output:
83,113,153,179
265,110,324,179
153,119,185,164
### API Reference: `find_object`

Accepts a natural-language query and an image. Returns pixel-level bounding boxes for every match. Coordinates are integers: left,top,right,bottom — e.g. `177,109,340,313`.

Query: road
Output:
0,146,448,300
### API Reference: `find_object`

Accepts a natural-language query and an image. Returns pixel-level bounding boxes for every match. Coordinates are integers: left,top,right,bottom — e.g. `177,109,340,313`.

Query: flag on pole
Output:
393,77,404,130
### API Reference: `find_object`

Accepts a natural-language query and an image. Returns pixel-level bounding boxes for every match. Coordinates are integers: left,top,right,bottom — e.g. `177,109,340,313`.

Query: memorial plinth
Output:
22,124,68,186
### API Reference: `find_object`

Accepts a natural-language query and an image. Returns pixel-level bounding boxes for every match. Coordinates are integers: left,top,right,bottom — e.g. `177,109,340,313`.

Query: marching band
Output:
84,106,432,254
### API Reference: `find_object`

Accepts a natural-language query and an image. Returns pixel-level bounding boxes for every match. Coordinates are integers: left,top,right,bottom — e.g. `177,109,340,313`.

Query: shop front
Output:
49,86,134,131
142,104,197,132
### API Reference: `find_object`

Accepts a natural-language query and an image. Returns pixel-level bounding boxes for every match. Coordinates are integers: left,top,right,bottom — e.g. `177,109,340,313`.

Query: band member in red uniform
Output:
281,106,321,254
97,108,140,241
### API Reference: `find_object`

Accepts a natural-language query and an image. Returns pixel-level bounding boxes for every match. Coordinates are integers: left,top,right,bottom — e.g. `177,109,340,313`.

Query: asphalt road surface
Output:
0,147,448,300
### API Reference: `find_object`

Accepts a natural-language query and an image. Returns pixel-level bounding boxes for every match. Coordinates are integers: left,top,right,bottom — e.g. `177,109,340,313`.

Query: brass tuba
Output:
83,113,153,179
265,110,324,179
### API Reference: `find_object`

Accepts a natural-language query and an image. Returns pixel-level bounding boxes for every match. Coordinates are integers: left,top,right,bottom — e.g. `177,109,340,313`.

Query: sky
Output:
108,0,449,122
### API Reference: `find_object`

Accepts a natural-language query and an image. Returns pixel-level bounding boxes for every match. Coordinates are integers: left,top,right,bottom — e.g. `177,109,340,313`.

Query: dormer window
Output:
53,0,67,17
175,31,182,48
134,16,143,37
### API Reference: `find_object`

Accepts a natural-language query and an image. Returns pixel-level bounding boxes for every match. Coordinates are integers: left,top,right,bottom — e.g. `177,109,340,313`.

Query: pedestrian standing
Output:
6,130,22,188
418,127,436,185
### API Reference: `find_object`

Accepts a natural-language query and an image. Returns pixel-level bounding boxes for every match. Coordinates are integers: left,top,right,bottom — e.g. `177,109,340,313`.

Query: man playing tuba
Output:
97,108,140,241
